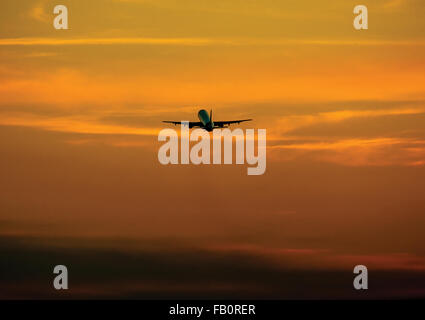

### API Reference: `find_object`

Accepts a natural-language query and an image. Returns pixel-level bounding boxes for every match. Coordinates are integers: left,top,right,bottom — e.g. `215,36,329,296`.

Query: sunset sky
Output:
1,0,425,298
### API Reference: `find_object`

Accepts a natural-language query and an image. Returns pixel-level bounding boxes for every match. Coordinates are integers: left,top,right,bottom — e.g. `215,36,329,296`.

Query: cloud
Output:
273,108,425,135
2,37,425,47
0,113,160,136
1,235,425,299
24,52,58,58
269,137,425,167
28,2,49,23
383,0,406,9
0,37,222,46
263,106,425,166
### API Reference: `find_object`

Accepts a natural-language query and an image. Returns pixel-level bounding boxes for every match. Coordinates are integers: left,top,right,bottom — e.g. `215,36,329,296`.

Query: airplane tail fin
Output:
210,109,213,121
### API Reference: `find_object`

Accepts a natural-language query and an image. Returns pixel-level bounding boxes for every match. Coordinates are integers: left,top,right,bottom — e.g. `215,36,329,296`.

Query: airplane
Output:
163,109,252,132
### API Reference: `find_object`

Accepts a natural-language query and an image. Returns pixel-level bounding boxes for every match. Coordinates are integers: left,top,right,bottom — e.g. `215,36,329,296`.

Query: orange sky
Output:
1,0,425,298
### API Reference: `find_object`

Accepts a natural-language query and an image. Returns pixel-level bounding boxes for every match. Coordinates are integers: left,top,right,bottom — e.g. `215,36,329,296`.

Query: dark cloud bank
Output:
1,236,425,299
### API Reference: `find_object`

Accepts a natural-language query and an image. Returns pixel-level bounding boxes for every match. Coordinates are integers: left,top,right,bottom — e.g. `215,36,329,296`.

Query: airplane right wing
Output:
162,121,202,128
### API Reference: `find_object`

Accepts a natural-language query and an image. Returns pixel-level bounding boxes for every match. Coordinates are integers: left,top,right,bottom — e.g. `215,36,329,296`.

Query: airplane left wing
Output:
214,119,252,127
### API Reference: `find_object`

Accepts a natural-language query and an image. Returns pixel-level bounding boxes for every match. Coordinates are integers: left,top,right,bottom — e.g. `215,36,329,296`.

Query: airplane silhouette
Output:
163,109,252,132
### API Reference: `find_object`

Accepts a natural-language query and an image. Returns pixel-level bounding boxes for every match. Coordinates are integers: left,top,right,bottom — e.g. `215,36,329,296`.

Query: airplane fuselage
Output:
198,109,215,131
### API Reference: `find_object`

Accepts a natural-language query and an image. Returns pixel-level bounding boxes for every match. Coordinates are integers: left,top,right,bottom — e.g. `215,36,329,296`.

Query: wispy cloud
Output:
0,114,160,136
24,52,58,58
269,137,425,167
274,108,425,135
0,37,222,46
28,1,49,23
271,137,403,151
383,0,406,9
2,37,425,46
